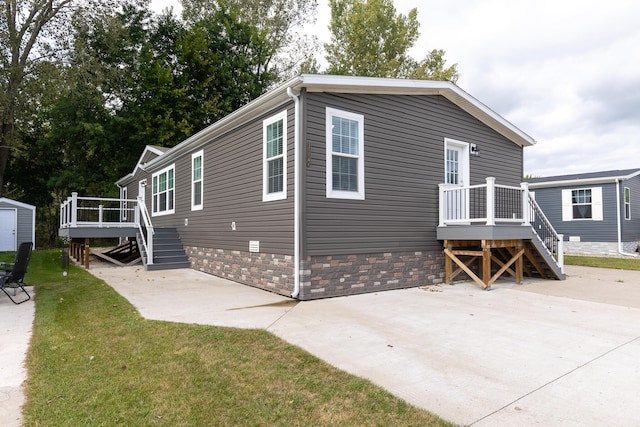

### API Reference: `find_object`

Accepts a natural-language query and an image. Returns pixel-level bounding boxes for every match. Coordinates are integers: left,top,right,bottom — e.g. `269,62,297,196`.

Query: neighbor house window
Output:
572,188,592,219
625,187,631,220
561,187,603,221
326,107,365,200
263,111,287,201
152,165,175,216
192,151,203,210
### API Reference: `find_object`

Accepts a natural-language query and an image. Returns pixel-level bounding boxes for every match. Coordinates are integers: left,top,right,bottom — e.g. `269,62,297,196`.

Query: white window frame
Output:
191,150,204,211
262,111,287,202
152,164,175,217
561,187,603,221
625,187,631,220
326,107,365,200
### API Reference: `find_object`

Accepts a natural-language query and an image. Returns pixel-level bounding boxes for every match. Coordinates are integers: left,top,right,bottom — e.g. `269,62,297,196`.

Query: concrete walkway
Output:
0,289,33,427
4,265,640,426
91,265,640,426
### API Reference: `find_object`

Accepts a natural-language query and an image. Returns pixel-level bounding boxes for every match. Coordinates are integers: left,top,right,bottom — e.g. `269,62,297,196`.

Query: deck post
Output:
98,204,104,227
71,192,78,227
485,177,495,225
521,182,530,226
84,238,90,269
438,183,447,226
557,234,564,273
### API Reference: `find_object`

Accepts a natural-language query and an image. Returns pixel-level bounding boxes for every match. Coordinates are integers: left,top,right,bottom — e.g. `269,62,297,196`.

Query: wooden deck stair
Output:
138,228,190,271
444,230,564,289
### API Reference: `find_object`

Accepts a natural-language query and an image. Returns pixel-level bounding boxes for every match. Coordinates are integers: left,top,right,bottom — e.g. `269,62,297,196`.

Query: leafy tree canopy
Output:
325,0,458,82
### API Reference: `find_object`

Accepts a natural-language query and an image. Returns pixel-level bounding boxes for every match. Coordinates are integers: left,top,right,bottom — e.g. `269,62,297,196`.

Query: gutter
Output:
287,87,302,298
615,178,638,257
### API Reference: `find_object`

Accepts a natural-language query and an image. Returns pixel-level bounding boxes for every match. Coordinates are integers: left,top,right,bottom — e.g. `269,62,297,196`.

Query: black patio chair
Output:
0,242,33,304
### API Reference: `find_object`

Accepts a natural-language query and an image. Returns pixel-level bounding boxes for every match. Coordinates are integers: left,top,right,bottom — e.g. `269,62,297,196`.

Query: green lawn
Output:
564,255,640,270
18,250,455,426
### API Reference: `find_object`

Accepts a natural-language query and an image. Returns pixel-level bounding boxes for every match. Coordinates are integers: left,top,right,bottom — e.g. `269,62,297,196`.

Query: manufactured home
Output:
60,75,564,299
527,169,640,256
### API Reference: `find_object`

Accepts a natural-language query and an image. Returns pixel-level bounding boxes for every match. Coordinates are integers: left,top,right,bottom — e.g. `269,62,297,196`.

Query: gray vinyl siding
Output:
303,92,524,256
147,103,295,254
533,183,618,242
621,175,640,241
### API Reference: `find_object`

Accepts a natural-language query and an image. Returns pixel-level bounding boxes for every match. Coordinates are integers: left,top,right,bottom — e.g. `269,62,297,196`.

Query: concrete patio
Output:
3,264,640,426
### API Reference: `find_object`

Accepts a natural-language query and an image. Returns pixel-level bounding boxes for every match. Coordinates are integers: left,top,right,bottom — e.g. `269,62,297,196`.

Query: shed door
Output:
0,209,17,251
444,139,470,221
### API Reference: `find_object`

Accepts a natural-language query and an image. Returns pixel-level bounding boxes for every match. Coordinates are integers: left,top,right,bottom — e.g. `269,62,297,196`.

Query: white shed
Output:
0,198,36,251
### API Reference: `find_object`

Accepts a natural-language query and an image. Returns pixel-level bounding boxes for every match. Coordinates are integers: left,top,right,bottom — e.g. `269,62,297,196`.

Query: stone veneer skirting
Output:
299,251,445,300
185,246,294,296
564,241,639,257
185,246,446,300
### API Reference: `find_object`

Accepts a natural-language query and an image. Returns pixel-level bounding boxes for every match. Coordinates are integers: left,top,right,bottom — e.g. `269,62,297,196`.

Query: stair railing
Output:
526,188,564,272
135,196,154,266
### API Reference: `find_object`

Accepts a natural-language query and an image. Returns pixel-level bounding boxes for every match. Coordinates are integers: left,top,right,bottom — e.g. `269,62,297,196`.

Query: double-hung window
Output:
152,165,175,216
192,151,203,210
326,107,365,200
562,187,602,221
572,188,592,219
625,187,631,220
263,111,287,201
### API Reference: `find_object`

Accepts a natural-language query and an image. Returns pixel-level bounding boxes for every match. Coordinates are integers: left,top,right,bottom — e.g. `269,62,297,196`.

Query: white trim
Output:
325,107,365,200
591,187,603,221
191,150,204,211
151,164,175,217
115,145,166,186
0,208,18,251
0,197,36,211
528,170,640,189
444,138,470,187
286,88,301,298
262,111,288,202
562,187,602,221
624,186,631,220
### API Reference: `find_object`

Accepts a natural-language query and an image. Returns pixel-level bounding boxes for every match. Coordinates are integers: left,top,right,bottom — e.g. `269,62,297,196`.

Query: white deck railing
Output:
60,193,138,228
60,192,154,265
439,177,564,270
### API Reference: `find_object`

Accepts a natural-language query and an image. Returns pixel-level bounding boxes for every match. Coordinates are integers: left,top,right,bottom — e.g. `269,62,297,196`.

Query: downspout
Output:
287,87,302,298
615,178,638,257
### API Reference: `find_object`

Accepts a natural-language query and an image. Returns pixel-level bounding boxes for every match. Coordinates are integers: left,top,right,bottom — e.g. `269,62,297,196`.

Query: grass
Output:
17,250,455,426
565,255,640,271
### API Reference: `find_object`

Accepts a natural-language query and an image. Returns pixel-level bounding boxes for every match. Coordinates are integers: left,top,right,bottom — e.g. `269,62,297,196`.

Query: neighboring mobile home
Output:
60,75,564,299
526,169,640,256
0,198,36,251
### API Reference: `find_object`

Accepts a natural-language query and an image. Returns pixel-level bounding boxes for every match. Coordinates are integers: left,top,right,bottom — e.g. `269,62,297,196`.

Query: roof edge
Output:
144,74,535,171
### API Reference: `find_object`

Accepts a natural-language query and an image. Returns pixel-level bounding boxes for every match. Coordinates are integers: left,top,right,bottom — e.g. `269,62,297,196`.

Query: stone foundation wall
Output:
564,241,639,257
185,246,294,296
299,251,445,300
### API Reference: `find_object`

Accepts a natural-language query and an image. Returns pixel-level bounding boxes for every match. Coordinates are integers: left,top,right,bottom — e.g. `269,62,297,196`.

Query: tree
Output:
180,0,319,80
325,0,458,82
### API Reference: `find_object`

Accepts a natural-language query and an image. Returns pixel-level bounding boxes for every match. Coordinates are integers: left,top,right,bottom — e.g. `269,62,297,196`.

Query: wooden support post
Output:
516,243,524,283
444,241,453,284
84,238,90,269
482,247,491,288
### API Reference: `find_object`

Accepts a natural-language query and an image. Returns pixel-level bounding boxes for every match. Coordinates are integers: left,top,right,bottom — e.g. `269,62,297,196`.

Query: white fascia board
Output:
116,145,172,185
144,78,301,172
0,197,35,211
298,75,536,147
143,74,535,171
529,176,629,188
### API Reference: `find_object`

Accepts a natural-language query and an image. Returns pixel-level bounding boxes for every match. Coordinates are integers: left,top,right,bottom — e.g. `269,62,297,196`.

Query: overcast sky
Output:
151,0,640,178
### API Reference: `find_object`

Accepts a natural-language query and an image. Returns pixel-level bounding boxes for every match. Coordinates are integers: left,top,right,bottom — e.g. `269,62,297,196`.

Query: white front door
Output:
444,139,470,221
0,209,17,251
